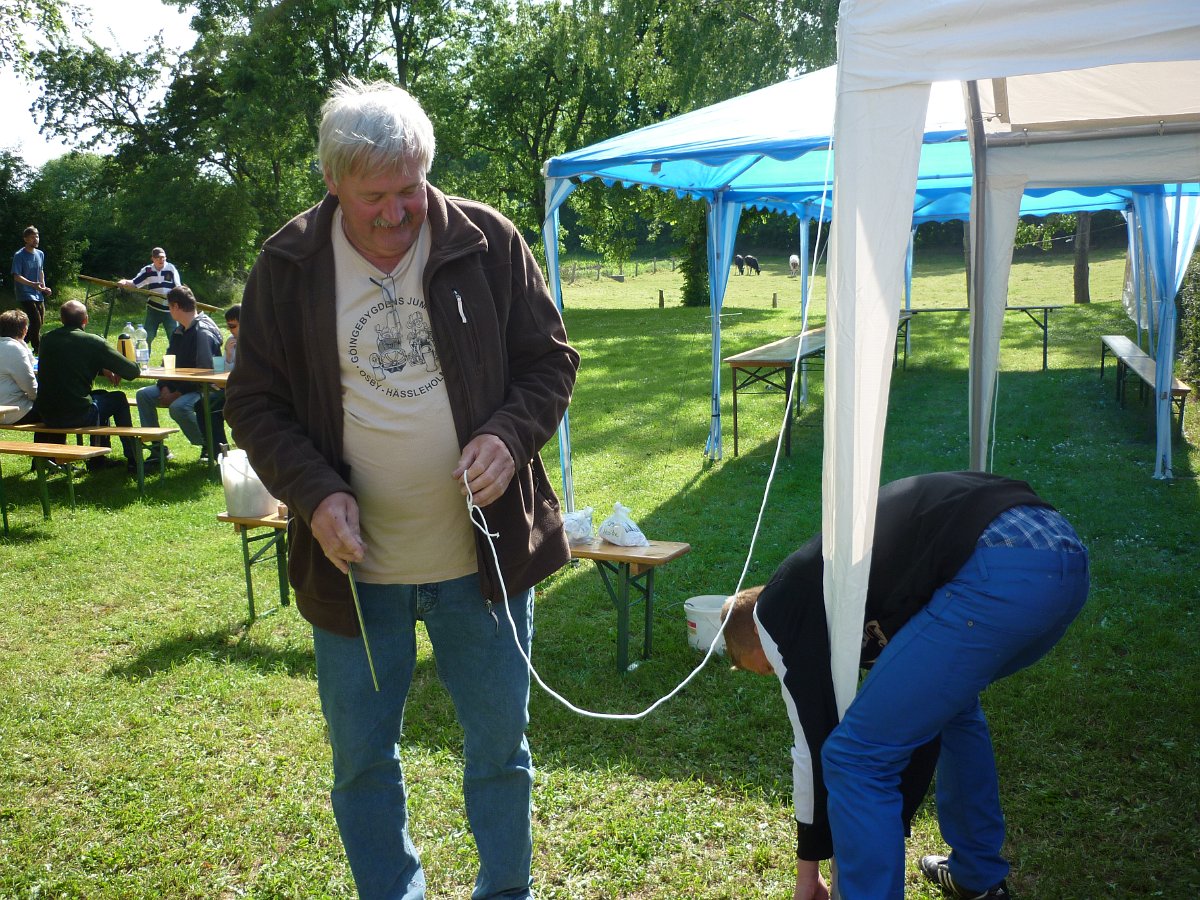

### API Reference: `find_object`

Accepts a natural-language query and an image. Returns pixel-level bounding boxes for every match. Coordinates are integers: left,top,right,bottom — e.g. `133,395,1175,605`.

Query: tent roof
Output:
981,60,1200,134
543,64,1168,222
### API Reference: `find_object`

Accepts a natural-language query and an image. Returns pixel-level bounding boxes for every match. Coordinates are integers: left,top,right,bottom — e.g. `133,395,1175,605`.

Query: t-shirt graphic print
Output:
333,211,478,584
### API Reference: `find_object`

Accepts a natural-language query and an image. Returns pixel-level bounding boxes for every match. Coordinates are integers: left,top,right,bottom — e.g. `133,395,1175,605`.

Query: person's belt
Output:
147,298,170,311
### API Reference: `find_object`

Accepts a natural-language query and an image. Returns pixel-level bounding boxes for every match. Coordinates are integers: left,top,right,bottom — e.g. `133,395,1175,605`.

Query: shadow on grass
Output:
106,621,318,682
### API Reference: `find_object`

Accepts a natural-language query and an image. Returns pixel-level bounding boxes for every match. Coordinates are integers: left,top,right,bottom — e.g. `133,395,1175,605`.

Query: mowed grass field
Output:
0,245,1196,898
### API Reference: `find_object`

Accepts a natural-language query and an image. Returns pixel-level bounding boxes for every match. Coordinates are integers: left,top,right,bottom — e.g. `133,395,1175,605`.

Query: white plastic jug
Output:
220,449,279,518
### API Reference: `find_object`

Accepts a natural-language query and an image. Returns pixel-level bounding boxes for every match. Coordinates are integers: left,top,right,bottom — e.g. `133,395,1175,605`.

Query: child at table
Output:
223,304,240,371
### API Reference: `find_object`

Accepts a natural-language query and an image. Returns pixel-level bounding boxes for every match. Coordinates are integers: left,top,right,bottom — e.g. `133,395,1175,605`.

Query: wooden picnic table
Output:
906,304,1065,371
217,510,290,620
0,441,109,534
569,537,692,672
139,366,229,477
724,313,912,456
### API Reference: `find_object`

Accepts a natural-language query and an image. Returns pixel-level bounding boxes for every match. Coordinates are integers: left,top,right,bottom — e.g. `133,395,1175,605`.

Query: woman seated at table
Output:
0,309,39,425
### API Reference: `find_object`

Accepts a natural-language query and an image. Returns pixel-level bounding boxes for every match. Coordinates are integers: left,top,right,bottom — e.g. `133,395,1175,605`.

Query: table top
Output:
725,328,827,367
569,537,692,566
141,366,229,386
218,510,288,529
908,304,1066,314
724,313,914,369
0,440,110,459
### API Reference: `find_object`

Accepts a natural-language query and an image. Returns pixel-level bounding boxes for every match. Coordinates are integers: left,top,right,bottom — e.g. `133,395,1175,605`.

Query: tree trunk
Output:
1073,211,1092,304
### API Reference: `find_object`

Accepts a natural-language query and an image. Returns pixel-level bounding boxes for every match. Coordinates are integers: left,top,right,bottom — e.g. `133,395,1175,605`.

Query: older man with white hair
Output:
224,79,579,900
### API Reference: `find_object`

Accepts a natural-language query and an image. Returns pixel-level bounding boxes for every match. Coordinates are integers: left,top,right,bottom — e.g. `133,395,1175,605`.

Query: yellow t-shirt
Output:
332,210,477,584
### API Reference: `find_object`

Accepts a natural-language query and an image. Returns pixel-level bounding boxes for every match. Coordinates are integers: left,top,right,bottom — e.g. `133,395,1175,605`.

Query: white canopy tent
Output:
823,1,1200,729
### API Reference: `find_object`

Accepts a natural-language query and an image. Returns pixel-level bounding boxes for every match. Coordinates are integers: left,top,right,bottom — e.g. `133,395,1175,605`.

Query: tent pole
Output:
966,80,992,472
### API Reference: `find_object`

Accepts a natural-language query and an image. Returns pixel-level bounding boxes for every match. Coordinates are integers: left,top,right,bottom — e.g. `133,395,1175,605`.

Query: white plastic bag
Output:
597,502,649,547
562,506,595,544
220,449,279,518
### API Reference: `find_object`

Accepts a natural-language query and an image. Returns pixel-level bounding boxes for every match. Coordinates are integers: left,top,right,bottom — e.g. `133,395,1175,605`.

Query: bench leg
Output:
65,463,77,510
616,562,631,672
239,525,290,621
276,528,290,608
240,527,257,620
731,373,740,457
591,559,656,673
1,469,8,535
132,439,147,497
32,458,52,519
783,368,793,457
643,568,655,659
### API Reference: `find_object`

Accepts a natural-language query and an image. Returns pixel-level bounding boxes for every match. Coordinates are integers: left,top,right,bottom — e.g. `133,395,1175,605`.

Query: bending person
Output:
723,471,1089,900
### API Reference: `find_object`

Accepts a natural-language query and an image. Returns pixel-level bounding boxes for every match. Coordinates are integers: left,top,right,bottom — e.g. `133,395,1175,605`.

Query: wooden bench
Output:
217,510,291,621
0,441,110,534
569,538,691,672
1100,335,1190,433
0,423,180,496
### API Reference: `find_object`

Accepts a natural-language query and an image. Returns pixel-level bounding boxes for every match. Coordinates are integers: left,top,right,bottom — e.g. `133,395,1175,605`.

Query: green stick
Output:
346,563,380,692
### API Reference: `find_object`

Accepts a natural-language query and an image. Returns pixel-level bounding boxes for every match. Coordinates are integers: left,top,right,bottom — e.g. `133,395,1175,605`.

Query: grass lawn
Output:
1,246,1196,898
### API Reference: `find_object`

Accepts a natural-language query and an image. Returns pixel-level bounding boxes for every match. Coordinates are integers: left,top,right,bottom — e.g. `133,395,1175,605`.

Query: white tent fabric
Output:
826,0,1200,733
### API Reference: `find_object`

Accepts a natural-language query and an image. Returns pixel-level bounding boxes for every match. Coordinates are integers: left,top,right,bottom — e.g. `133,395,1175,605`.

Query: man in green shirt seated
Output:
35,300,142,473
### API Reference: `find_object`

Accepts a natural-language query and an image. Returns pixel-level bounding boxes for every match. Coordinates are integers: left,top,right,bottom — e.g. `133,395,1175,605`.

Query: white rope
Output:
465,479,727,720
464,159,838,721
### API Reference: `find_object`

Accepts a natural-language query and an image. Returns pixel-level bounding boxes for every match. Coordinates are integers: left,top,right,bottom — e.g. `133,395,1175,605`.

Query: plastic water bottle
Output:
133,323,150,371
117,322,135,362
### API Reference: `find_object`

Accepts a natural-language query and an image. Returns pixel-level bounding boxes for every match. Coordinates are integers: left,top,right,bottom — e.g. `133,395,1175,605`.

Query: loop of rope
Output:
464,478,727,721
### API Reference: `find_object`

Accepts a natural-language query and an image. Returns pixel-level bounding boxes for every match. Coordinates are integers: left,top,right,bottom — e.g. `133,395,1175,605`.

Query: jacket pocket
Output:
451,289,483,369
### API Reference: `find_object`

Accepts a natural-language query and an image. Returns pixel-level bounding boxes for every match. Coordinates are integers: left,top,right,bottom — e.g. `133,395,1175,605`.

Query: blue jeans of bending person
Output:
136,384,205,447
821,544,1090,899
312,575,535,900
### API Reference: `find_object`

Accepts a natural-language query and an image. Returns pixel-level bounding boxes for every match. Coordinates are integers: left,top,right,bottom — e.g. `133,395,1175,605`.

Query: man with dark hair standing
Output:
134,285,224,463
119,246,181,349
224,79,578,900
11,226,53,352
36,300,141,473
723,471,1089,900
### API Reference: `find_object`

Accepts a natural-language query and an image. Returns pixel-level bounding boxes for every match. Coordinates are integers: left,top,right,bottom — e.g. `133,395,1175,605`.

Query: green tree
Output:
0,152,37,263
19,153,109,288
675,202,709,307
0,0,81,75
32,37,172,154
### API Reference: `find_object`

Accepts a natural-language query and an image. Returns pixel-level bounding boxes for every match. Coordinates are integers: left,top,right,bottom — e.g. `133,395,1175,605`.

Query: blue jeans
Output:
136,385,205,446
44,390,136,460
821,545,1089,899
312,575,535,900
